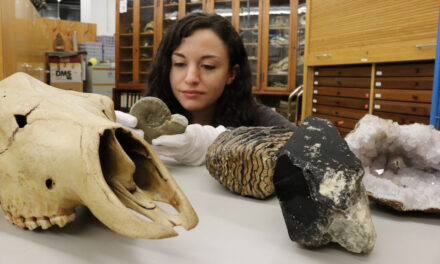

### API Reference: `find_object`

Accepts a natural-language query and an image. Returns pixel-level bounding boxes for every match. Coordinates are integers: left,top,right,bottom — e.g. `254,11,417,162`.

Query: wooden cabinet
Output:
373,61,434,125
0,0,50,82
114,0,304,110
302,0,439,135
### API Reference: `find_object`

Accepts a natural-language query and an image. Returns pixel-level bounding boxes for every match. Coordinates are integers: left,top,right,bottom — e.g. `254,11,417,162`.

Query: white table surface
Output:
1,159,440,264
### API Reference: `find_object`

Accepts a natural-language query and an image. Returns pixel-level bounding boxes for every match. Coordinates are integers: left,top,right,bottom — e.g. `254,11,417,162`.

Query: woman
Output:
119,12,295,165
146,12,294,129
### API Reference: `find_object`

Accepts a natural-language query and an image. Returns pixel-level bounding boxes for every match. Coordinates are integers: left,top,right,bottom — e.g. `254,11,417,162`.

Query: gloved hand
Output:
115,110,145,138
152,124,228,166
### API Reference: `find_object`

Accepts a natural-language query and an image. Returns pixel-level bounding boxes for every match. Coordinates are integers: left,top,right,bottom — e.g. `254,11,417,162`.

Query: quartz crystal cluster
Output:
346,114,440,212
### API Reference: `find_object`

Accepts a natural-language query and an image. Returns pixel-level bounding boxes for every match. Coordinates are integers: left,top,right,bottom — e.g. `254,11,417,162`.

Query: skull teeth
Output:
3,211,76,230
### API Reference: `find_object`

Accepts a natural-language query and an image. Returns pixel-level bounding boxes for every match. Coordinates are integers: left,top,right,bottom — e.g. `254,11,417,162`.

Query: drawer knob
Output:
337,120,344,125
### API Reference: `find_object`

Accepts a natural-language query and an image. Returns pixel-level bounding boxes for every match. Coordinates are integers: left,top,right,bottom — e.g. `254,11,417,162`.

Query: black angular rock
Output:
273,116,376,253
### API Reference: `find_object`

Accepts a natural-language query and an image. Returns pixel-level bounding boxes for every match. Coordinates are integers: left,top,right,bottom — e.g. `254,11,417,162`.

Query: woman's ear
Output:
226,64,240,85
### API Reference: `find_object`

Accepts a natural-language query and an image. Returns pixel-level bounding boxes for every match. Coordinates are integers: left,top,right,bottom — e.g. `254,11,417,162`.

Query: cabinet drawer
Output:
374,112,430,125
312,105,368,120
373,89,432,103
313,96,369,110
314,65,371,77
314,77,370,88
313,87,370,99
375,62,434,77
375,77,433,90
314,114,358,130
373,100,430,116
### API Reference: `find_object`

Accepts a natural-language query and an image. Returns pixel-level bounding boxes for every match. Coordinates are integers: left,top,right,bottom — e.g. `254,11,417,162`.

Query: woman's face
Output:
170,28,236,117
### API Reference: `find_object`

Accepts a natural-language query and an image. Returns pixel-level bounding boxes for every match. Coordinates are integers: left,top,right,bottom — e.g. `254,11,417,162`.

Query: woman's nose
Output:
184,64,200,84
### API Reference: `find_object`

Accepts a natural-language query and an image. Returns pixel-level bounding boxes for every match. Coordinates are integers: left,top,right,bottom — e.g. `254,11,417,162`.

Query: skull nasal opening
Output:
99,129,152,190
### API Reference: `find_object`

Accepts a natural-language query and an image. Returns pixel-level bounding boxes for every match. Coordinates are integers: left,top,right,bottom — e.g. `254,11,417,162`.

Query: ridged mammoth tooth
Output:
206,126,294,199
0,73,198,238
346,114,440,213
273,116,376,254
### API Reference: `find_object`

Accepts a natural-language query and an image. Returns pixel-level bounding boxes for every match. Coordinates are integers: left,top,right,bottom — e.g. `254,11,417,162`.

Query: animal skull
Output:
0,73,198,238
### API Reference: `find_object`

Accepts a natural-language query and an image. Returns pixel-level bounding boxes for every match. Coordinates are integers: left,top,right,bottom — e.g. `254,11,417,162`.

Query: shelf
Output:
269,26,289,30
244,43,258,46
120,33,133,37
120,59,133,62
240,27,258,31
119,72,133,74
120,46,133,49
140,5,154,9
140,32,154,36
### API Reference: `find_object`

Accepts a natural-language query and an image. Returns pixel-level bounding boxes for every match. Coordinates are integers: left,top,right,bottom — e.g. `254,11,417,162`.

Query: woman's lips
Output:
182,90,203,99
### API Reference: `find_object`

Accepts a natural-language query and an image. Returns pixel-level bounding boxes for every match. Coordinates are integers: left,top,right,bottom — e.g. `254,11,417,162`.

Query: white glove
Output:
115,110,145,138
151,124,228,166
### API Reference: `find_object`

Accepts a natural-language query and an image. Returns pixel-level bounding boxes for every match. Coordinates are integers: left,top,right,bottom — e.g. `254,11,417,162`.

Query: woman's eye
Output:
202,64,215,70
173,62,185,67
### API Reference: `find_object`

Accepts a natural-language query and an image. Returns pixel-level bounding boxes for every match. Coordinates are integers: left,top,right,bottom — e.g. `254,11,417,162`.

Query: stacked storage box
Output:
79,42,103,63
97,36,115,61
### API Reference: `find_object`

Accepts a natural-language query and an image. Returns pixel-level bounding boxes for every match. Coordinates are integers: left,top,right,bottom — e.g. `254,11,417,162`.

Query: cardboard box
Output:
50,82,83,92
47,52,85,92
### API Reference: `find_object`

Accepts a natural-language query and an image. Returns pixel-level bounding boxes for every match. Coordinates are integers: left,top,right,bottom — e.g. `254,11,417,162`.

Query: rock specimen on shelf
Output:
345,114,440,212
273,116,376,254
130,97,188,143
206,126,294,199
0,73,198,238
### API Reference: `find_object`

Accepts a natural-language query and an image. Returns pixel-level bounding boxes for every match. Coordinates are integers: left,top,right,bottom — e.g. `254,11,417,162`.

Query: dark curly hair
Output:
145,12,257,127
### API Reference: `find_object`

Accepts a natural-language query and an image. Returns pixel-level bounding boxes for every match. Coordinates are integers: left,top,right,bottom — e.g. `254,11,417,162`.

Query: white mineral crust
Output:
345,114,440,211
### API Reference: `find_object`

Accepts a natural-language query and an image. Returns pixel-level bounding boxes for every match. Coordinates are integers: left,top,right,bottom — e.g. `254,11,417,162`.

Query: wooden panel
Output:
373,89,432,103
307,0,439,65
0,0,50,81
312,105,368,120
314,87,370,99
375,77,433,90
314,77,370,88
313,96,369,110
375,62,434,77
314,65,371,77
374,112,430,125
373,100,431,116
314,113,358,130
42,18,97,52
0,6,3,80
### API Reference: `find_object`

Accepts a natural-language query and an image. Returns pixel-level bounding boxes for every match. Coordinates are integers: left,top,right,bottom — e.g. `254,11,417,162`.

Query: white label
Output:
376,70,382,76
314,71,319,76
374,104,381,109
312,108,317,112
314,81,318,85
313,90,318,94
50,63,82,83
313,99,317,103
375,93,382,98
375,82,382,87
120,0,127,13
361,58,368,62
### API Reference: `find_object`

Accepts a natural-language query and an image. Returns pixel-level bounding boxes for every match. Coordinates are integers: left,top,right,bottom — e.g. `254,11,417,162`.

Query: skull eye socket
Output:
14,114,27,128
45,178,54,189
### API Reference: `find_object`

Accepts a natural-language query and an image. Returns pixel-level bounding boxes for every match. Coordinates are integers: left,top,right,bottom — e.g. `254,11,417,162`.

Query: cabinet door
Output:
117,0,135,86
212,0,233,23
306,0,439,66
260,0,297,94
238,0,261,90
183,0,204,15
139,0,155,85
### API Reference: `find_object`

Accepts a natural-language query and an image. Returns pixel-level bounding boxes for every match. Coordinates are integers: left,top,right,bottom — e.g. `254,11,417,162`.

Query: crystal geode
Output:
346,114,440,212
273,116,376,253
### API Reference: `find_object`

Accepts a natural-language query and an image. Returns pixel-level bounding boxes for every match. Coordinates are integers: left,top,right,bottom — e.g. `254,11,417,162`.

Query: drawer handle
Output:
415,43,437,49
315,53,332,58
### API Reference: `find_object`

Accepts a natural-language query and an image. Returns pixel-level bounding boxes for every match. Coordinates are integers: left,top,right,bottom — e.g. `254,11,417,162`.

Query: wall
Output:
81,0,115,36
